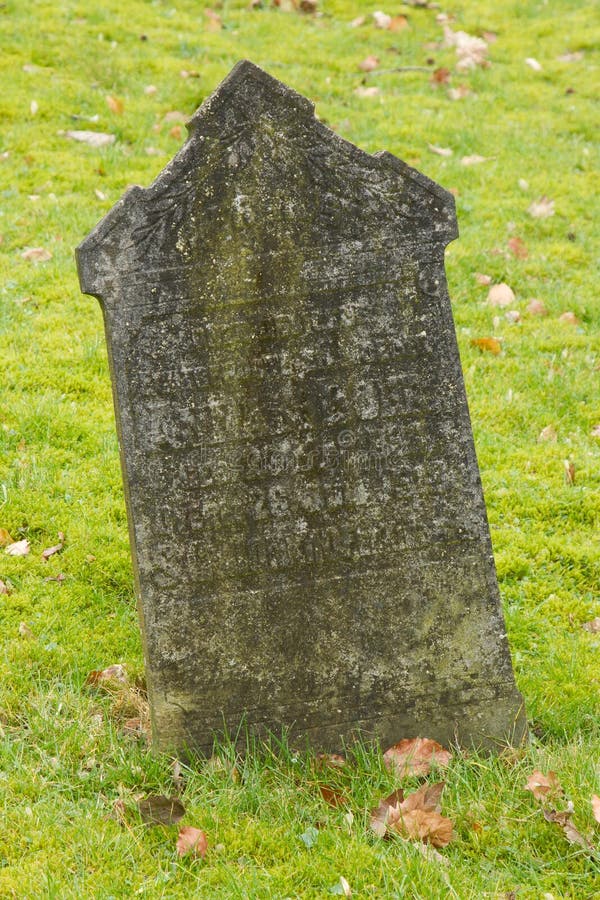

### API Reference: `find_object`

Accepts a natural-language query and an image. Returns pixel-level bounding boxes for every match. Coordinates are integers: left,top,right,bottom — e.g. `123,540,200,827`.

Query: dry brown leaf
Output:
169,125,183,140
592,795,600,824
144,84,157,95
431,67,451,85
42,532,65,561
112,798,128,827
559,311,579,325
18,621,33,638
359,56,380,72
389,15,409,32
350,15,366,27
370,788,404,837
373,11,392,29
461,154,490,166
319,784,349,807
138,795,185,826
528,196,554,219
106,95,124,114
475,272,492,285
471,337,501,355
543,809,595,850
564,459,575,485
428,143,452,157
0,579,10,595
538,425,557,443
395,808,454,847
354,86,380,98
0,528,13,546
442,24,489,71
5,539,30,556
447,85,470,100
508,236,528,259
527,298,548,316
488,283,515,307
21,247,52,263
176,825,208,858
582,618,600,634
86,663,128,686
63,130,116,148
383,738,452,777
204,8,223,30
298,0,318,12
505,310,521,324
524,769,563,802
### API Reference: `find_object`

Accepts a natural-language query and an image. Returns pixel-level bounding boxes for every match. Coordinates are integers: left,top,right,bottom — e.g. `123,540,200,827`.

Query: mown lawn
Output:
1,0,599,896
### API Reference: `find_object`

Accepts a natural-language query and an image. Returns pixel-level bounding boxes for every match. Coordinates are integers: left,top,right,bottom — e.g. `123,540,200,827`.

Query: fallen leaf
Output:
582,618,600,634
442,24,489,71
106,95,124,114
475,273,492,285
42,532,65,561
44,573,65,584
18,621,33,637
354,86,380,98
591,425,600,438
176,825,208,858
508,236,528,258
315,752,347,769
112,798,128,827
63,130,116,148
428,144,452,157
204,8,223,30
471,337,501,355
565,459,576,485
331,876,352,896
543,809,595,850
169,125,183,140
447,85,470,100
138,795,185,826
538,425,557,443
592,795,600,824
527,298,548,316
86,663,128,686
300,825,319,848
370,788,404,837
180,69,200,78
559,311,579,325
94,188,107,200
319,784,349,807
488,283,515,307
21,247,52,263
350,15,366,27
122,717,149,740
396,807,454,847
389,15,409,32
144,84,158,95
528,196,554,219
383,737,452,777
505,310,521,324
359,56,380,72
298,0,319,12
380,782,454,847
0,528,13,546
431,67,451,85
524,770,563,802
461,154,490,166
0,579,10,595
558,51,584,63
30,100,38,115
373,11,392,29
525,57,542,72
5,539,30,556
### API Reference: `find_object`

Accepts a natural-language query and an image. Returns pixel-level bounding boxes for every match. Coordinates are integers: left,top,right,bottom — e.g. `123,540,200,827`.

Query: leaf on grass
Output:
441,23,489,71
354,86,380,98
528,196,554,219
315,752,347,769
111,798,128,827
508,236,528,258
300,825,319,848
488,283,515,307
176,825,208,858
428,143,452,157
372,783,453,847
471,337,501,355
373,11,392,29
431,67,451,85
0,579,11,595
370,788,404,838
524,770,563,802
461,154,490,166
330,876,352,896
448,85,470,100
18,621,33,638
5,539,30,556
319,784,349,807
86,663,128,686
359,56,380,72
204,8,223,30
527,298,548,316
0,528,14,546
383,737,452,777
590,425,600,438
505,310,521,324
63,130,116,148
474,273,492,285
396,807,454,847
350,15,366,27
543,809,595,850
592,795,600,824
582,618,600,634
138,794,185,826
564,459,575,485
144,84,158,95
21,247,52,263
42,532,65,561
558,311,579,325
538,425,557,443
106,95,124,114
525,57,542,72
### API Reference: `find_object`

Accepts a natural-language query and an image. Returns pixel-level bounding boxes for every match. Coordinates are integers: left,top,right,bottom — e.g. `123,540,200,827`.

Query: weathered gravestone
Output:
77,60,526,754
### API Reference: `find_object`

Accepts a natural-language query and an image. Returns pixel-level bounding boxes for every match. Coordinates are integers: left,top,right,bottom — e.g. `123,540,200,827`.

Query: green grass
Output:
1,0,599,896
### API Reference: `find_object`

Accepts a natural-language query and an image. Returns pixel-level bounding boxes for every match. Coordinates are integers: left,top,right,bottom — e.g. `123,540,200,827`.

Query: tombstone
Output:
77,60,526,754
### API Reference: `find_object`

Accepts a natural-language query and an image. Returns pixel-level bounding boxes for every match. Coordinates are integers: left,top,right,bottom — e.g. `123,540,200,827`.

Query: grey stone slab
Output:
77,60,526,754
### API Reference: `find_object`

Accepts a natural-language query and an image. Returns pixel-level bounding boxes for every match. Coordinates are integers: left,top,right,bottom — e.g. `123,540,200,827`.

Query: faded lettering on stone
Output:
77,61,526,753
